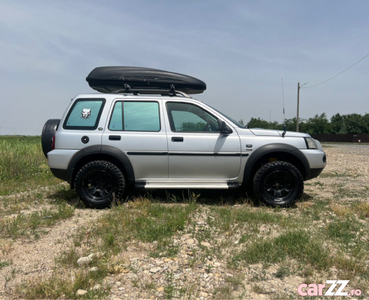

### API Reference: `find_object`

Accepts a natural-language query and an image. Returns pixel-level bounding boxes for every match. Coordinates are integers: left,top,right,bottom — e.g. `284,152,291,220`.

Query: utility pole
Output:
296,82,300,132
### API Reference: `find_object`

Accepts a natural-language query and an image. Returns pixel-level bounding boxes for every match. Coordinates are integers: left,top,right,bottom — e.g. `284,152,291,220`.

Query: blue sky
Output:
1,0,369,135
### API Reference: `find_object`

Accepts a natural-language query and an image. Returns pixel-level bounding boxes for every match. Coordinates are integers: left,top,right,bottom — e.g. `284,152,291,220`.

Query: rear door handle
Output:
171,137,184,142
109,135,121,141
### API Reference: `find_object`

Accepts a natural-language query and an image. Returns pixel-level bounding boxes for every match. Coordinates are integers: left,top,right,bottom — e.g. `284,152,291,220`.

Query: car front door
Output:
165,101,241,180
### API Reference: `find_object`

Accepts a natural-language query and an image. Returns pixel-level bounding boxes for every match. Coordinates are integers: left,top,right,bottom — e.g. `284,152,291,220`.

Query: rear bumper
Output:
50,168,70,182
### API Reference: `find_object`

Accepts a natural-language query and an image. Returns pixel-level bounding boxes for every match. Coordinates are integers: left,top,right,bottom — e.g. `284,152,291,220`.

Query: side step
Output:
135,180,240,189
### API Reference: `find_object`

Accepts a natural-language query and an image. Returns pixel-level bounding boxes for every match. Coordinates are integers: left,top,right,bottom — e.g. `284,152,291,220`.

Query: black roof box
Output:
86,66,206,95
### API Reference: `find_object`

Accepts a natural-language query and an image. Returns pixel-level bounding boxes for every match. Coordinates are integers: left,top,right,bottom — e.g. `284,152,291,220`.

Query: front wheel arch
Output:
243,144,309,185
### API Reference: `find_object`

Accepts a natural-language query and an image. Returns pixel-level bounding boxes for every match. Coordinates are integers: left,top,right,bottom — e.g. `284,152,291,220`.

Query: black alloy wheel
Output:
75,160,125,209
253,161,304,207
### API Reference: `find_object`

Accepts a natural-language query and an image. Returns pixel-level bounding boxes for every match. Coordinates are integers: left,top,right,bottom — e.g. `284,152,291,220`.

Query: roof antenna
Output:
281,78,287,137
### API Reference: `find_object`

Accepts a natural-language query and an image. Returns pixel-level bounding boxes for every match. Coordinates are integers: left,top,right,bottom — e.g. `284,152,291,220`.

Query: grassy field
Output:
0,136,368,299
0,136,60,195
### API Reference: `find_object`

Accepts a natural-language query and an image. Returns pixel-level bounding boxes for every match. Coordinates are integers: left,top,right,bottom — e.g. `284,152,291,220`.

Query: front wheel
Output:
75,160,125,209
252,161,303,207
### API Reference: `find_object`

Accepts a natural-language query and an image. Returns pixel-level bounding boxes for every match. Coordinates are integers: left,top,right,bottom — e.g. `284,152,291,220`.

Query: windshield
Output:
206,104,245,128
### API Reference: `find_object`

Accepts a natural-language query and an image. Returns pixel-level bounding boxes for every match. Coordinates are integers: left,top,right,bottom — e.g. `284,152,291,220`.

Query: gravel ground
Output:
0,145,368,299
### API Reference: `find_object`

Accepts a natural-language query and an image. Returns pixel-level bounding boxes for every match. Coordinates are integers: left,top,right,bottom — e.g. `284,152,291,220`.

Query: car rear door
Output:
101,99,168,181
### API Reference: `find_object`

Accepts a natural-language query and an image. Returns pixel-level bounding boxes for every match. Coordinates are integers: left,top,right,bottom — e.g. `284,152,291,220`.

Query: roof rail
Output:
112,84,192,98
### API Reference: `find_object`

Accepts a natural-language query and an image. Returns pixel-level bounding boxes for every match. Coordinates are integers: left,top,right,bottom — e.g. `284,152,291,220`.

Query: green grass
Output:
17,269,110,299
0,261,10,269
327,216,362,244
1,203,75,239
230,230,332,270
73,197,197,257
319,171,349,178
0,136,60,195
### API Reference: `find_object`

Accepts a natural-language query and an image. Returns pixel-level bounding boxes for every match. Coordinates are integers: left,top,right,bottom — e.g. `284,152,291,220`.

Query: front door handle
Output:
109,135,121,141
171,137,184,142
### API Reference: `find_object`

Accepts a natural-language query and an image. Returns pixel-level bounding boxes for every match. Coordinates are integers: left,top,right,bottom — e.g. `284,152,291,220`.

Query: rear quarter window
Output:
63,99,105,130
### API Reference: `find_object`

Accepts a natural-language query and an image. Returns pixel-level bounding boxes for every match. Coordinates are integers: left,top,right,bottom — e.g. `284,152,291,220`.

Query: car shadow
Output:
128,188,254,206
49,186,312,209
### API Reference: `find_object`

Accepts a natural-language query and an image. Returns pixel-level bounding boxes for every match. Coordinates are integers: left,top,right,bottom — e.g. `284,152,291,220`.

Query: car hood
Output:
248,128,310,138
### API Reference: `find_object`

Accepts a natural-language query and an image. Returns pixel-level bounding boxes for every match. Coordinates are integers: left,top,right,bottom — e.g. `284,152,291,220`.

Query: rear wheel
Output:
75,160,125,209
252,161,303,207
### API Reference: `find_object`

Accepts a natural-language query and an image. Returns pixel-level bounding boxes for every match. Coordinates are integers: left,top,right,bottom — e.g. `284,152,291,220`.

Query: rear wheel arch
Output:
68,146,135,188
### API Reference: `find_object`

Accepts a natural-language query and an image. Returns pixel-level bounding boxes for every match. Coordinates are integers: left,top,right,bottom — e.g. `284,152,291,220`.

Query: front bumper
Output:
302,150,327,180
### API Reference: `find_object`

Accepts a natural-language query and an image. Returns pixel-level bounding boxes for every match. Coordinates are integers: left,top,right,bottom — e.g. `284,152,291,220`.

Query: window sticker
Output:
81,108,92,119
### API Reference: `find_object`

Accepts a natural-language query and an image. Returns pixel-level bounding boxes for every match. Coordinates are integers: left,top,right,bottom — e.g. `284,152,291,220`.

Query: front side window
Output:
108,101,160,132
166,102,219,132
64,99,105,130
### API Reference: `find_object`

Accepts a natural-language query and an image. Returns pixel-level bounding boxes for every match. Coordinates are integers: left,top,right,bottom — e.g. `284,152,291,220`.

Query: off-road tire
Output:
75,160,125,209
41,119,60,157
252,161,303,207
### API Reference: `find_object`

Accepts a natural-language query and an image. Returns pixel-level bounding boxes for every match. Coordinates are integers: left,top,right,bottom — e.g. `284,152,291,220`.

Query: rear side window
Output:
64,99,105,130
109,101,160,132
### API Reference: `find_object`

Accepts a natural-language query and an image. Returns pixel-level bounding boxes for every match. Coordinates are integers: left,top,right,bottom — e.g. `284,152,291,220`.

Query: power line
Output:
303,52,369,88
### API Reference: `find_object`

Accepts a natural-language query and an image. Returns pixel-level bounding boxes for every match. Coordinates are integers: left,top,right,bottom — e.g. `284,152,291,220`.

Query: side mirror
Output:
219,121,233,135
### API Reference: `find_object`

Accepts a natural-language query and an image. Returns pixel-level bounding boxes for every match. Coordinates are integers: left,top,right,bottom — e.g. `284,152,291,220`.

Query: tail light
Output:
51,135,56,150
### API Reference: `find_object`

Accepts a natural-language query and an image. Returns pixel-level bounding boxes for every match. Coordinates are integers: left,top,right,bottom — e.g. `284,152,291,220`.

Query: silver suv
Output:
42,67,326,208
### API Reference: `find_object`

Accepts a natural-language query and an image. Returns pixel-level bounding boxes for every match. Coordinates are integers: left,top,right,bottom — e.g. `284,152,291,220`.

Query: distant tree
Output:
284,118,297,131
363,114,369,134
343,113,366,134
247,117,271,129
330,113,345,134
306,113,331,135
242,112,368,135
181,121,206,132
247,118,281,130
269,121,280,129
284,117,308,132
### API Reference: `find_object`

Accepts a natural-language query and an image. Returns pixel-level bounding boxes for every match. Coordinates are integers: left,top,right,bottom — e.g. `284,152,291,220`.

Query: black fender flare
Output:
67,145,135,187
243,143,310,183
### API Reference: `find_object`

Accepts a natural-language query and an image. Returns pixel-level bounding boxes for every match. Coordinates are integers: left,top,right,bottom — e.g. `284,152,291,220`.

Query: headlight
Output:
304,137,318,149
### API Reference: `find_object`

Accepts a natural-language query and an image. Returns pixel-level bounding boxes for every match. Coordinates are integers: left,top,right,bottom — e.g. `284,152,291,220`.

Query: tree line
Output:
245,113,369,135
